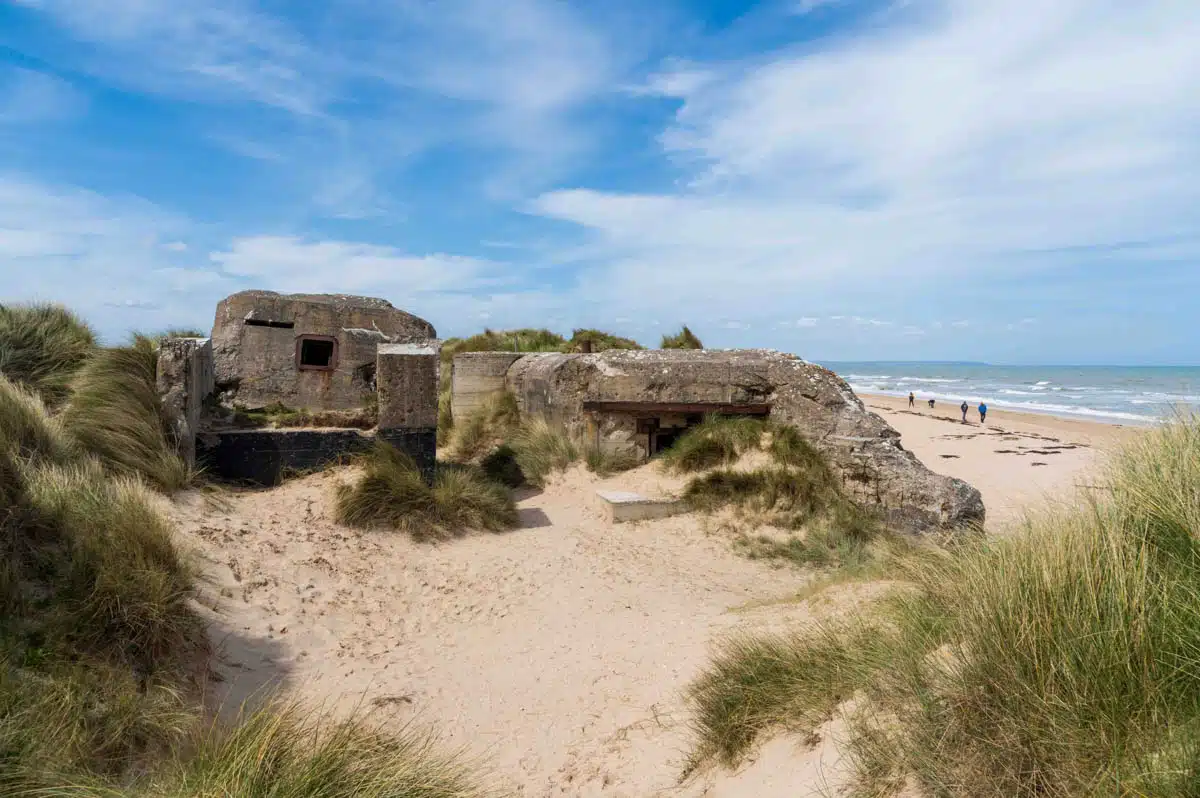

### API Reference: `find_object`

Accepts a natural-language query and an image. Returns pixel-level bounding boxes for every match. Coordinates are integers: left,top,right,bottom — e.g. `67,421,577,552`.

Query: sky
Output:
1,0,1197,365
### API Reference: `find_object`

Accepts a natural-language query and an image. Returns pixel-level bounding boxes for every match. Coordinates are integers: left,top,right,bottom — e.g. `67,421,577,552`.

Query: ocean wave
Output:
895,377,962,384
850,385,1158,423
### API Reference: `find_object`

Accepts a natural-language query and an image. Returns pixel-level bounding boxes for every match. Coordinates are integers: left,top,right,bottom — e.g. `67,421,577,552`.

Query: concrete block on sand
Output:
596,490,686,524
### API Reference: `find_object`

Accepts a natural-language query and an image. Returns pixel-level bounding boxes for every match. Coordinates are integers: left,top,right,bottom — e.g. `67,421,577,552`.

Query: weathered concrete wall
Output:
378,343,439,429
376,343,438,480
156,337,214,468
450,352,525,421
211,290,436,412
196,428,372,486
506,349,985,534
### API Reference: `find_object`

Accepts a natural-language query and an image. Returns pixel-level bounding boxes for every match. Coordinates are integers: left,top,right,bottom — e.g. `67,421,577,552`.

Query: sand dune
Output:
170,403,1128,796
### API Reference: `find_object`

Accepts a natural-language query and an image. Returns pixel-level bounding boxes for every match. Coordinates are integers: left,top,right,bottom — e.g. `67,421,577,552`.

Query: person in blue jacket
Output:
978,402,988,424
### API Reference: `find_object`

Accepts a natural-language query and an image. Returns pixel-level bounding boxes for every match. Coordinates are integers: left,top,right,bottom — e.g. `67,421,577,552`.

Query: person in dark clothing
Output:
960,400,969,422
928,398,935,409
979,402,988,424
909,392,915,408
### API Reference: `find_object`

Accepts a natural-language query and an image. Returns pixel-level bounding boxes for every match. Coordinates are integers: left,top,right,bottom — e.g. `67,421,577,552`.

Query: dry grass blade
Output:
0,302,96,408
335,443,518,540
687,418,1200,797
62,340,191,492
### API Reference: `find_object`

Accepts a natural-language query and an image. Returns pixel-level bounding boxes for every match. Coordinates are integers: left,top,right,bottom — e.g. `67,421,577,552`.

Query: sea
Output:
816,362,1200,425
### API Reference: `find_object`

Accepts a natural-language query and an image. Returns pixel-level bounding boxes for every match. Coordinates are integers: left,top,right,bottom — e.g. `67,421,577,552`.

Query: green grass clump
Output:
135,700,484,798
687,621,891,772
0,660,192,791
688,417,1200,797
441,328,566,364
14,461,206,676
437,387,454,446
566,328,643,352
62,339,191,492
660,415,766,473
660,325,704,350
583,444,643,477
232,401,376,430
335,443,518,540
507,418,579,487
0,302,96,408
449,391,521,461
480,444,525,488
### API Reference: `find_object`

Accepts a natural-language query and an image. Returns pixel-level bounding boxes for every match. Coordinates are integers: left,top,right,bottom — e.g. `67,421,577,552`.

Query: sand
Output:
170,402,1135,797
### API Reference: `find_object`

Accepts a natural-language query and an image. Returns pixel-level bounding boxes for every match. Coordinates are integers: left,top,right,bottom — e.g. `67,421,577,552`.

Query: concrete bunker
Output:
452,348,986,534
157,291,440,485
211,290,435,412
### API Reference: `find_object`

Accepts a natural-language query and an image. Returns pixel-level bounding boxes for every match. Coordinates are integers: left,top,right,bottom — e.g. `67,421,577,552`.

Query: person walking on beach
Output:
960,400,969,422
979,402,988,424
909,392,915,408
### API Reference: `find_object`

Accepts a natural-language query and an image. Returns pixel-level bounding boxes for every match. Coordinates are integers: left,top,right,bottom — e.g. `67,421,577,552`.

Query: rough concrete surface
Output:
156,337,214,468
505,349,985,534
211,290,436,411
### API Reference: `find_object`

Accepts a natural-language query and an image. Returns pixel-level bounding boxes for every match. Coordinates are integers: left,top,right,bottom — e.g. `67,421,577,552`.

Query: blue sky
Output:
1,0,1197,364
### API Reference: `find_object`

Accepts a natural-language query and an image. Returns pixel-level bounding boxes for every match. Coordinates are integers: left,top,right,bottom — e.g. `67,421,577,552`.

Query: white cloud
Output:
0,176,227,337
795,317,819,327
902,325,926,336
209,236,506,296
852,317,892,327
162,241,188,252
951,320,970,328
531,0,1200,324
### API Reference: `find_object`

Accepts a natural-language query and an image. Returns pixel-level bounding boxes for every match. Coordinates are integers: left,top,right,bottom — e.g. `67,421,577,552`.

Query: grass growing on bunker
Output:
660,325,704,350
335,442,519,539
663,416,884,568
687,416,1200,798
448,391,521,461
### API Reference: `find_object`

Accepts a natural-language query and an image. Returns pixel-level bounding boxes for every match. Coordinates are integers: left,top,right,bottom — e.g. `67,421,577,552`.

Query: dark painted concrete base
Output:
197,427,436,486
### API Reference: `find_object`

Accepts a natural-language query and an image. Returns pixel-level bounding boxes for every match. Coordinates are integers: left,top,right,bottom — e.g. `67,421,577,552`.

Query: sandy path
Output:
172,464,842,797
171,404,1131,795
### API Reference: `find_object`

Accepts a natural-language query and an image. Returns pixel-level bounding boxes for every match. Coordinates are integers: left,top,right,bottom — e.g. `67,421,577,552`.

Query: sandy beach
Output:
171,399,1140,797
858,394,1138,528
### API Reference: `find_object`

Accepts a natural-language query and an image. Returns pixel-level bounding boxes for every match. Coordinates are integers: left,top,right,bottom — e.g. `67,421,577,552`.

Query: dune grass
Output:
61,339,191,492
0,302,97,408
449,392,521,461
688,417,1200,797
335,443,518,540
660,325,704,350
565,328,643,352
659,415,767,473
231,401,376,430
662,416,882,567
583,444,642,477
505,418,580,487
133,700,485,798
437,388,455,446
